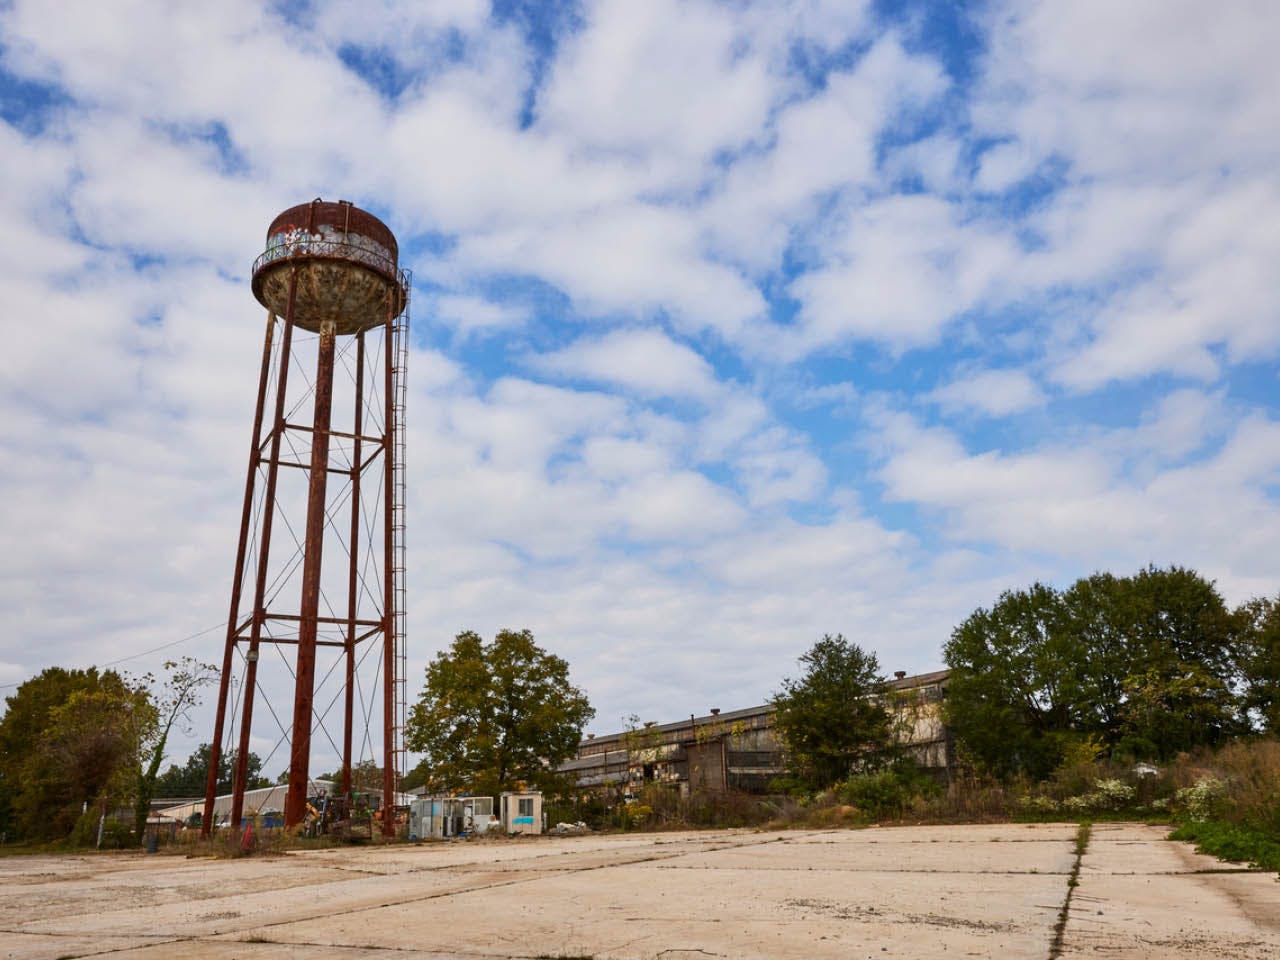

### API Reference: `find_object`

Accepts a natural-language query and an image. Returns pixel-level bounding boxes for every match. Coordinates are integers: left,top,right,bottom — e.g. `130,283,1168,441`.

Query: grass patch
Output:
1169,820,1280,873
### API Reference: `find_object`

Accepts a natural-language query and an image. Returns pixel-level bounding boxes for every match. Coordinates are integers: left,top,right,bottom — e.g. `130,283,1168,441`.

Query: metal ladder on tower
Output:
389,273,410,790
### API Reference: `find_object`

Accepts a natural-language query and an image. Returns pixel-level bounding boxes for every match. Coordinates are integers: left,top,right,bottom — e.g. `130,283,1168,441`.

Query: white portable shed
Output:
500,791,543,835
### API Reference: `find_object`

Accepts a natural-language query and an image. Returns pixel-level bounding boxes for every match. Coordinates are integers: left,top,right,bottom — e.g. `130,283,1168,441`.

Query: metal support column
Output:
381,304,397,836
202,309,275,836
285,317,337,829
229,270,299,833
342,332,364,797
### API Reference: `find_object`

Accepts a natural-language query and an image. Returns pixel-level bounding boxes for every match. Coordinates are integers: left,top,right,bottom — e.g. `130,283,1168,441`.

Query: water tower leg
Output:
342,332,364,799
382,308,397,837
285,318,338,829
203,310,276,837
230,274,299,834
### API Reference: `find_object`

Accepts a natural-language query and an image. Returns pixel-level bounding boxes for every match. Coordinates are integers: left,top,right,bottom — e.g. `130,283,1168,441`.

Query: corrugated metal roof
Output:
577,668,950,748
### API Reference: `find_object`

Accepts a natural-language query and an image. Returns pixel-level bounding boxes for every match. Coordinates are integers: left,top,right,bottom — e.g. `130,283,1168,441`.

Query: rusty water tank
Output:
251,199,406,335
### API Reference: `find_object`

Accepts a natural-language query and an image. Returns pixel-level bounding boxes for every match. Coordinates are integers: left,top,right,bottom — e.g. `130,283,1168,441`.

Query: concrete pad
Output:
3,823,1275,959
786,822,1081,844
0,855,352,925
654,834,1076,874
1061,822,1280,960
1083,826,1255,875
13,866,556,940
2,931,161,960
80,944,447,960
242,862,1065,959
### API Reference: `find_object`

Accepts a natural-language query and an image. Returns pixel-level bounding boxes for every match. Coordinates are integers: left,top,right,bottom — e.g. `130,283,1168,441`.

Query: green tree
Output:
32,680,152,841
0,667,144,842
405,629,594,797
0,667,100,839
1071,567,1243,758
1238,594,1280,733
944,583,1089,779
155,743,267,797
945,566,1248,778
772,634,893,790
132,658,218,841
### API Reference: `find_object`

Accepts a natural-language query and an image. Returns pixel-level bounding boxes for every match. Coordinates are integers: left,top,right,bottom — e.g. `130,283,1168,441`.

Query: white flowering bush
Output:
1175,778,1229,821
1093,779,1137,808
1062,794,1095,813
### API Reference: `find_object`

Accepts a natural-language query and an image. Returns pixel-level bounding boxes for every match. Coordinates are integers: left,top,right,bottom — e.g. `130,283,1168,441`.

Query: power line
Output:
0,621,226,691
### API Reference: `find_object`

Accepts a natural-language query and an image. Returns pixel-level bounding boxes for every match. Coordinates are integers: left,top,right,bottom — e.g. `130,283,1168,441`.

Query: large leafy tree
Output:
944,583,1086,780
1067,567,1243,757
13,672,152,841
1238,594,1280,733
945,566,1249,778
405,629,594,796
0,667,146,841
772,634,892,790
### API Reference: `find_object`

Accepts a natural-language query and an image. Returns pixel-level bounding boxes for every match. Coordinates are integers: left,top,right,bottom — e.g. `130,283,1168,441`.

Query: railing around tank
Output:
251,235,409,293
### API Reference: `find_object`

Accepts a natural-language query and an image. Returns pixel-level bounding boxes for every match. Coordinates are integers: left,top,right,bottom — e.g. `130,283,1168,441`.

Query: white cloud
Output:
972,0,1280,390
973,141,1038,193
531,328,722,402
435,293,528,337
537,0,776,186
784,194,1020,354
871,400,1280,600
456,204,765,337
704,35,949,271
929,368,1045,417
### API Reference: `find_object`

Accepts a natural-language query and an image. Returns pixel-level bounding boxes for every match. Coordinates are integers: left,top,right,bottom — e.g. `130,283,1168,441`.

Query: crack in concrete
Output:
1048,822,1091,960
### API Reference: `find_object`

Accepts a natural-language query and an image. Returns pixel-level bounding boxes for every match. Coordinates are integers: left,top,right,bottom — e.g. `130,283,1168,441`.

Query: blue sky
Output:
1,0,1278,774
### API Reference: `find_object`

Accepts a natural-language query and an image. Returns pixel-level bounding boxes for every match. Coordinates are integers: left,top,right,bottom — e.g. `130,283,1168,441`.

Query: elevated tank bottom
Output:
254,260,404,335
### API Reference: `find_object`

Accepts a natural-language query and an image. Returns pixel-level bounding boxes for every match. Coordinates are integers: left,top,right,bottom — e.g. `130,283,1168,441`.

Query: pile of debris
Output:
550,821,592,835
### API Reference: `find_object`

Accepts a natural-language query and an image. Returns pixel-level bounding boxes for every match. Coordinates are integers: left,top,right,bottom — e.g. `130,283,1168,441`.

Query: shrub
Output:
1018,795,1060,814
619,804,653,828
838,763,941,821
1174,778,1230,822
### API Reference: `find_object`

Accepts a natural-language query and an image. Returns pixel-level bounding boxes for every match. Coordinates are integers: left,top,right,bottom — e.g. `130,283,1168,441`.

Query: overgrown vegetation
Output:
1169,821,1280,872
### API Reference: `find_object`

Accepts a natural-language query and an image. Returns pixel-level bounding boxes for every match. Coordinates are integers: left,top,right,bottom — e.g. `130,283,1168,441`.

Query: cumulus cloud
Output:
870,399,1280,598
973,0,1280,390
530,328,722,402
785,194,1020,353
929,368,1046,417
435,293,529,337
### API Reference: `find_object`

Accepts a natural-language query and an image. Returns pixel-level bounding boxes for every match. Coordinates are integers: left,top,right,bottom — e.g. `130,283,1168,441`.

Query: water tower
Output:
203,199,409,836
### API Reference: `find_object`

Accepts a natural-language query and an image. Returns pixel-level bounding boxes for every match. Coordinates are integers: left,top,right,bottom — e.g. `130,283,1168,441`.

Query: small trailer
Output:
408,795,497,839
500,791,543,835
